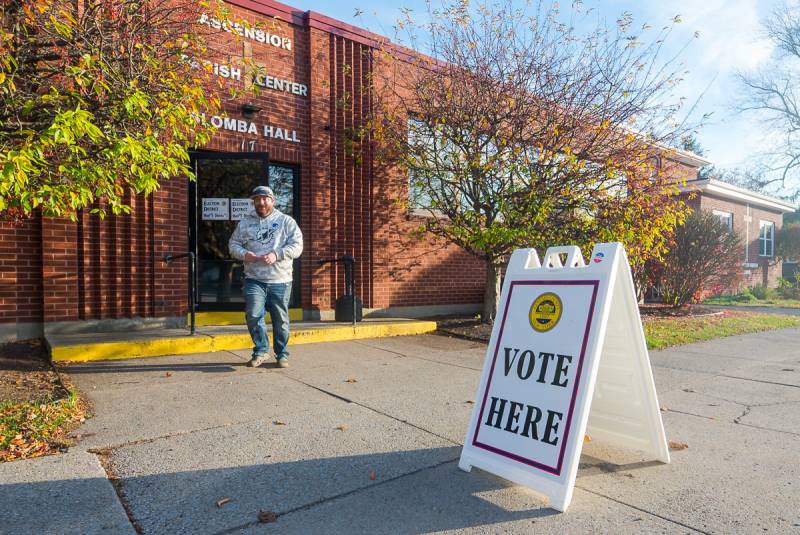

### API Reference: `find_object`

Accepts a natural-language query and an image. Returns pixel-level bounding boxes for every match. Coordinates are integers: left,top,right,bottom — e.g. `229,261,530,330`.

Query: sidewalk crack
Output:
576,487,712,534
719,374,800,389
283,375,462,446
90,448,144,535
352,340,483,372
733,405,753,425
211,458,460,535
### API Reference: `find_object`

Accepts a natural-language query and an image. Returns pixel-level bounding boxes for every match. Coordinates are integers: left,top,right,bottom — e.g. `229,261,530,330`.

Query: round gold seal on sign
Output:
529,293,563,332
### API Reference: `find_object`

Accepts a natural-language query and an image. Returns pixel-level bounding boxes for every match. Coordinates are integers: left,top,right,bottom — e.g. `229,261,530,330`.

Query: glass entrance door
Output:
189,153,301,311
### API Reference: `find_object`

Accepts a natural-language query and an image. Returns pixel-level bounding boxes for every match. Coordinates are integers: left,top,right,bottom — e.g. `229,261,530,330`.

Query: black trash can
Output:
335,294,363,322
319,254,363,323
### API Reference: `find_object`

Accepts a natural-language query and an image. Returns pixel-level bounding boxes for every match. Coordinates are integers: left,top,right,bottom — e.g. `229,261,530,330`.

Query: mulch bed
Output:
435,304,721,343
1,340,88,462
638,304,720,318
0,340,67,404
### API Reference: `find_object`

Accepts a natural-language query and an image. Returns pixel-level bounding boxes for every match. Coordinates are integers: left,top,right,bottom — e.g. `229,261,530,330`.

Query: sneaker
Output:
247,354,267,368
276,358,290,368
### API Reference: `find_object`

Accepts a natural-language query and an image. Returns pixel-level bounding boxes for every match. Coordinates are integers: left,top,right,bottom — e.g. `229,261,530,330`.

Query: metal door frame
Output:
188,151,270,312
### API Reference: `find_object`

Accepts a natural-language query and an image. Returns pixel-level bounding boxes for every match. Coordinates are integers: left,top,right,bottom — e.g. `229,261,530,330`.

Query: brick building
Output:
682,178,797,289
0,0,736,342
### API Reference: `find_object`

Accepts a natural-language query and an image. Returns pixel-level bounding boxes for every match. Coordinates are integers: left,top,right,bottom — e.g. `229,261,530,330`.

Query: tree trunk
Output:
631,265,647,304
482,258,502,324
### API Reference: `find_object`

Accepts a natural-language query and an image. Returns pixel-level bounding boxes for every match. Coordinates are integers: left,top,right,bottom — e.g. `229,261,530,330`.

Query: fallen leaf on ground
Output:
165,372,172,378
273,420,286,426
258,511,278,523
464,400,474,404
368,471,376,481
335,425,348,431
216,498,231,508
583,434,591,443
345,378,357,383
668,440,689,450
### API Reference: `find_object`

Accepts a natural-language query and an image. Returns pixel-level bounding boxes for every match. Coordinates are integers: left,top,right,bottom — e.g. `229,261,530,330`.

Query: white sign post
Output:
459,242,670,512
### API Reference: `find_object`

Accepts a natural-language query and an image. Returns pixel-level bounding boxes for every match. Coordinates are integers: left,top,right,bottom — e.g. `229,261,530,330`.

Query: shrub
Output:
777,286,800,299
649,210,743,307
750,285,769,300
775,278,800,299
778,223,800,262
734,288,757,302
777,277,794,289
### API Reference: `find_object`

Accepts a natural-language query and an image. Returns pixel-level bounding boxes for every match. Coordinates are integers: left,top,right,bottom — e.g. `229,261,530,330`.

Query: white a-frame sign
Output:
459,242,670,512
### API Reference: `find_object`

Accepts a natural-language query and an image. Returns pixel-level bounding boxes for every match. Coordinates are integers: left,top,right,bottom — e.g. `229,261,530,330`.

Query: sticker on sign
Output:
459,243,670,512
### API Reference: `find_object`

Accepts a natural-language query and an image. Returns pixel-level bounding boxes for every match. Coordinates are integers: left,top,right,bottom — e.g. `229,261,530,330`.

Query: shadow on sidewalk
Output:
1,447,564,534
62,362,245,375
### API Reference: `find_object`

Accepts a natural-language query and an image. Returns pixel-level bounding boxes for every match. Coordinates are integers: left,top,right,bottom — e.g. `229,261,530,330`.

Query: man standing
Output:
229,186,303,368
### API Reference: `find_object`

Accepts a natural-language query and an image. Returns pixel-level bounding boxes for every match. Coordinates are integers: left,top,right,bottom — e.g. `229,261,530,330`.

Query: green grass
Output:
0,392,84,462
703,294,800,308
644,312,800,350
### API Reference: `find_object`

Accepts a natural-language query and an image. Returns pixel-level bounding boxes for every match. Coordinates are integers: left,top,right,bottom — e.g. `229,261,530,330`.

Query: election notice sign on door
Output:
459,243,670,512
201,198,229,220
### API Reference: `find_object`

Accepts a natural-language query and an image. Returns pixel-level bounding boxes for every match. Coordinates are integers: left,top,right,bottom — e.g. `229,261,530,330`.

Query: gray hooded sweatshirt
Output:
228,209,303,283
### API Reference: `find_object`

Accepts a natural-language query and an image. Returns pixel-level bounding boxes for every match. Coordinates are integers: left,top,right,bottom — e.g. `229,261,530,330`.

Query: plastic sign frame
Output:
459,242,670,511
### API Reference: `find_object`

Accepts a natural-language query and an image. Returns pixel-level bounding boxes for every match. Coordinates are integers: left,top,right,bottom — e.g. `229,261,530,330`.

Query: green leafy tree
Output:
0,0,224,220
650,210,743,307
778,222,800,261
681,134,713,179
371,0,700,322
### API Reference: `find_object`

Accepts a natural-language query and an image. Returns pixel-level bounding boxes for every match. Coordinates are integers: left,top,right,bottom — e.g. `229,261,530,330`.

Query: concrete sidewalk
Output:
2,329,799,534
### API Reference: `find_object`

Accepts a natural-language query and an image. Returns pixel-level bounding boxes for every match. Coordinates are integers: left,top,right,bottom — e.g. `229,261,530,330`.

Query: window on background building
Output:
759,220,775,257
713,209,733,231
407,116,444,212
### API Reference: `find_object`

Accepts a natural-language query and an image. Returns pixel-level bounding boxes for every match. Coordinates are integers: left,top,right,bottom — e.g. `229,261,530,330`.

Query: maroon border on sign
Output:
472,280,600,476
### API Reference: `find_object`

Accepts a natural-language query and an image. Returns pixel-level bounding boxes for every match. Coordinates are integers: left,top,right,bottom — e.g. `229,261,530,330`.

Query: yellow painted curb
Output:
191,309,303,326
50,335,214,362
50,321,438,362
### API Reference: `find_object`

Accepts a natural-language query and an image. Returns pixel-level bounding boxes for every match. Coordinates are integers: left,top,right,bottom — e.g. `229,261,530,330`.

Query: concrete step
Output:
46,319,437,362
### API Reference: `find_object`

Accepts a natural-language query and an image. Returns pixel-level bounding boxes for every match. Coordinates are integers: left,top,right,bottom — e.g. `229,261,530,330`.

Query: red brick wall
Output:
699,194,784,289
35,185,184,324
0,215,43,326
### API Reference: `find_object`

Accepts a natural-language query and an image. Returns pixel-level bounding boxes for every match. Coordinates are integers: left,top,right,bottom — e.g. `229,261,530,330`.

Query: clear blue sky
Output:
289,0,785,177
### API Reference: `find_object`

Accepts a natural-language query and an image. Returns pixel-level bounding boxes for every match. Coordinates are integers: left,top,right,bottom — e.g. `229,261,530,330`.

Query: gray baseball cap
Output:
250,185,276,199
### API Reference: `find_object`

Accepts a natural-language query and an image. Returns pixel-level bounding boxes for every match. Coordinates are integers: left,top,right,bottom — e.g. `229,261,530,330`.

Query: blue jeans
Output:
244,279,292,360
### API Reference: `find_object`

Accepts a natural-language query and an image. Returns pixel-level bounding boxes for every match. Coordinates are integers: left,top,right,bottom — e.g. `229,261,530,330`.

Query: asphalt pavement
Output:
1,329,799,534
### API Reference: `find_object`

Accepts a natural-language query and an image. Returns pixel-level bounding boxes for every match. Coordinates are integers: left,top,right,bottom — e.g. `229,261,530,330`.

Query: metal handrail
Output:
163,252,196,335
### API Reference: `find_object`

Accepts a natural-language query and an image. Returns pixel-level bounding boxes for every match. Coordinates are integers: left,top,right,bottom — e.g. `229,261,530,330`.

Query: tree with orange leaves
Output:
369,0,703,322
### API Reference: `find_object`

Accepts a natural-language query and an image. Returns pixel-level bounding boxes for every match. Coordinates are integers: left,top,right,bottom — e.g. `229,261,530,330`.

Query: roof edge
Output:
683,178,798,213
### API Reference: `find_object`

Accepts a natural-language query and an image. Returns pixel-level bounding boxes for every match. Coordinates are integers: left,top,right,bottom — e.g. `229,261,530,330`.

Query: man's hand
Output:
244,251,277,264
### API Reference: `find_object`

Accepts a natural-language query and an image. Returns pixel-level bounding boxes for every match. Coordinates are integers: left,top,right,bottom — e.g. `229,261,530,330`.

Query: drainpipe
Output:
745,204,750,264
